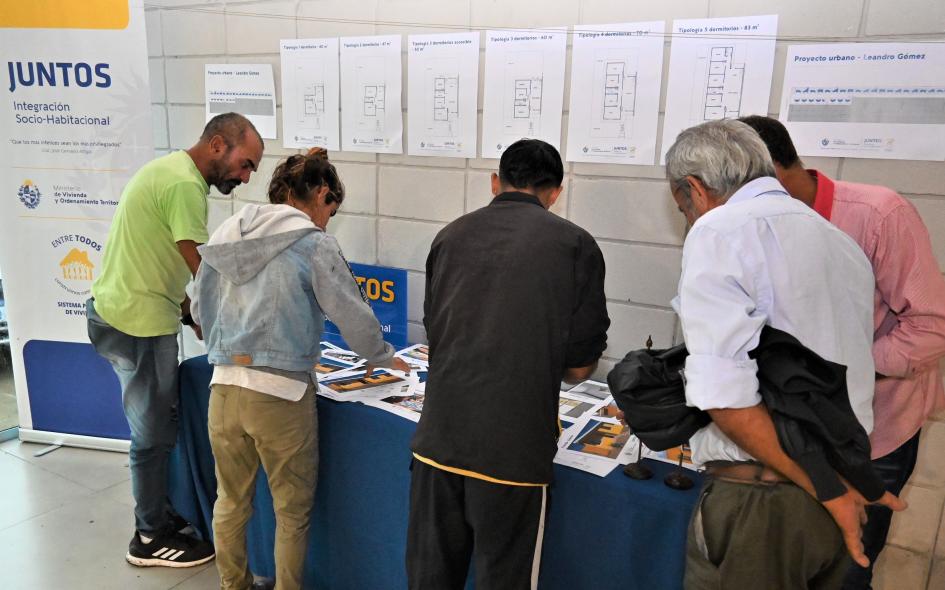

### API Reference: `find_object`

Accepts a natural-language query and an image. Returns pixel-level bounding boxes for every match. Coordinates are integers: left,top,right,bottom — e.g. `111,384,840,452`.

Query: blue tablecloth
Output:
169,356,702,589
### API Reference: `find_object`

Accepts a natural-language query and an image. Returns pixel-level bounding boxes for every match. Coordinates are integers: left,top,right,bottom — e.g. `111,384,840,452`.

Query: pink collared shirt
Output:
812,170,945,458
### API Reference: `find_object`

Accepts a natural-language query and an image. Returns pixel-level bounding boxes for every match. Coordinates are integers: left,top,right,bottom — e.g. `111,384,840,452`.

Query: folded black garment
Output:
750,326,885,502
607,327,885,503
607,343,709,451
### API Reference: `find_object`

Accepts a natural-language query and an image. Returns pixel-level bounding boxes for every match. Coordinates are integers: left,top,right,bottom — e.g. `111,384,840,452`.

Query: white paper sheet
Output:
407,32,480,158
554,417,639,477
340,35,403,153
205,64,278,139
557,391,608,422
481,28,567,159
778,43,945,161
313,355,358,379
280,38,341,150
364,391,426,423
643,443,699,472
316,367,415,402
566,22,665,165
396,343,429,367
563,379,611,401
320,349,365,367
660,15,778,163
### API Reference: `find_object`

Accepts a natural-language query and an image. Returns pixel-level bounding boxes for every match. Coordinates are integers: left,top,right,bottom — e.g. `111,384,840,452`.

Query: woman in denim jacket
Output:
192,148,409,590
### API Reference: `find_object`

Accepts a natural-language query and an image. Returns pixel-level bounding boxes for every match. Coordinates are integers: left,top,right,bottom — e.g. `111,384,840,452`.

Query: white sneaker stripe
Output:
168,550,185,561
153,547,173,558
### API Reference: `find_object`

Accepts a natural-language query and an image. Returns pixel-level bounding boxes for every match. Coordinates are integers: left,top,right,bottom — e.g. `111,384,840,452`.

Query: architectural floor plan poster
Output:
280,38,341,150
205,64,277,139
660,15,778,163
779,43,945,161
407,32,480,158
567,21,665,165
481,28,567,159
340,35,403,153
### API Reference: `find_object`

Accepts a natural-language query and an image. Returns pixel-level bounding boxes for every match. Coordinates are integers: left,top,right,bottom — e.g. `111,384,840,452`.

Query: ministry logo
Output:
17,180,41,209
821,138,830,147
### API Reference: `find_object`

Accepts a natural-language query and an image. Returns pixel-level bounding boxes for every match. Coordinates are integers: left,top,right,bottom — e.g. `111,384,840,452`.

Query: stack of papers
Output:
313,341,426,422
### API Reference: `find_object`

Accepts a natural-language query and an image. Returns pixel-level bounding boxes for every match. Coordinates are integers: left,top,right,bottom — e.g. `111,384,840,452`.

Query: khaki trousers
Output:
685,478,850,590
208,383,318,590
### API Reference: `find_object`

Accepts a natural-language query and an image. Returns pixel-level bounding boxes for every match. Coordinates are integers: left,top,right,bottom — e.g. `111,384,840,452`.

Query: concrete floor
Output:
0,440,220,589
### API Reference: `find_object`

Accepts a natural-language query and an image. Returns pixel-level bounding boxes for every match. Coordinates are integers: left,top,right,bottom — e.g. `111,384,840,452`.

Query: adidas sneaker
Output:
126,529,215,568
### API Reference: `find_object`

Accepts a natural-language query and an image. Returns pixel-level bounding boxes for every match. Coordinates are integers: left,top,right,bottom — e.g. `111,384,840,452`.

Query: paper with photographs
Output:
396,343,430,367
643,443,698,472
554,416,639,477
316,367,416,402
364,390,426,423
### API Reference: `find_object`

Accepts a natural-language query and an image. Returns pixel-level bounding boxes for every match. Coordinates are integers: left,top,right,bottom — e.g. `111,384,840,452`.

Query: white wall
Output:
147,2,945,587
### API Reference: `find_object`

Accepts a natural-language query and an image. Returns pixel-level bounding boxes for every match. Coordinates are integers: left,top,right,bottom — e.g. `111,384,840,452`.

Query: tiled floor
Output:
0,439,220,590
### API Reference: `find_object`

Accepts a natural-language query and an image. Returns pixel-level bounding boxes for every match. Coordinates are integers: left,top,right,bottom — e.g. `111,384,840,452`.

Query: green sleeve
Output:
164,181,209,244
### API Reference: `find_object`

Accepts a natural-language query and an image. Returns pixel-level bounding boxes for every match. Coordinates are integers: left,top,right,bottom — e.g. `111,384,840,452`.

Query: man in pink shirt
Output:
742,116,945,589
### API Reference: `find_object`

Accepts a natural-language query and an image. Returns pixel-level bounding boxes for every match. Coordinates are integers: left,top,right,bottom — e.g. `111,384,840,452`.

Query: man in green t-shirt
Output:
86,113,263,568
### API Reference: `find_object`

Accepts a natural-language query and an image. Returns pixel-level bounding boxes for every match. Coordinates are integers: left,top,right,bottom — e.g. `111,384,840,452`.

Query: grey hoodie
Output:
192,204,394,372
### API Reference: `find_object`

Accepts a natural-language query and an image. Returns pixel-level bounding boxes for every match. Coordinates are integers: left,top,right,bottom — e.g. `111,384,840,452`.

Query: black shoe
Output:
126,530,215,568
252,579,275,590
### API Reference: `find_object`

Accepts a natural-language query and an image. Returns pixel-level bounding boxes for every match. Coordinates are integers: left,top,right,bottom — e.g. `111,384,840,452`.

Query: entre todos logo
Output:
51,233,102,296
18,180,41,209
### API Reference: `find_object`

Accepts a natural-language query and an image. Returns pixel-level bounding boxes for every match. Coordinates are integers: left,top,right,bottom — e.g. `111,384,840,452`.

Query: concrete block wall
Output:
146,2,945,586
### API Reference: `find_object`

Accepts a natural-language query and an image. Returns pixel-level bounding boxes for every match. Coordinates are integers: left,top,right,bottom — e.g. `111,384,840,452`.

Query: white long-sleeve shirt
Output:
673,177,876,467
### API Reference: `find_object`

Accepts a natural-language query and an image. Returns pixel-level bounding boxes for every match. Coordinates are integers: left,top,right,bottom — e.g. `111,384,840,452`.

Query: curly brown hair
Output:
267,147,345,206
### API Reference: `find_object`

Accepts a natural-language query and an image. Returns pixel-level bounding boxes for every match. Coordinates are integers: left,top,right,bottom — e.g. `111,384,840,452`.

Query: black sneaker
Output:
126,529,215,568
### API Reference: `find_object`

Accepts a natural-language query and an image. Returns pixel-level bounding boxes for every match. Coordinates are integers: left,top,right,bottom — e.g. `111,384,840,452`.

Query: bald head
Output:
200,112,264,150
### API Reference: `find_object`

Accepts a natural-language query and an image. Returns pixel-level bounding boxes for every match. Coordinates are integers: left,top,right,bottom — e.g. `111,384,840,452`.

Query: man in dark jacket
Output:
407,139,610,590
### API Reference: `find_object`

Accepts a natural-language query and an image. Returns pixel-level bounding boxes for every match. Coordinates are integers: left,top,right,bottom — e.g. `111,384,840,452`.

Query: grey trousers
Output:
86,298,181,535
685,478,851,590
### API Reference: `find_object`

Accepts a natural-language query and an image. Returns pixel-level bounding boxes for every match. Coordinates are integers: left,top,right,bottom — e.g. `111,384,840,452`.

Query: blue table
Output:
169,356,701,589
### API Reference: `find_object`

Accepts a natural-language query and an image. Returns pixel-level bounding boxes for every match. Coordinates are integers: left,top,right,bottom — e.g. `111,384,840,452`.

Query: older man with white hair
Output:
666,119,905,590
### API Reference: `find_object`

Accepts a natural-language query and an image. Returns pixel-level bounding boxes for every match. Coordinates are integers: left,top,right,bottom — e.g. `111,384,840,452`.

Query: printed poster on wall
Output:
481,28,568,159
280,38,341,151
0,0,153,441
566,21,665,165
205,64,278,140
340,35,404,154
660,15,778,163
779,43,945,161
407,32,480,158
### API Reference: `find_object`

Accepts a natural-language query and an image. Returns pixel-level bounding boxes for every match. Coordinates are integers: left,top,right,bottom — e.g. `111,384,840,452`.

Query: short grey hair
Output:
665,119,776,202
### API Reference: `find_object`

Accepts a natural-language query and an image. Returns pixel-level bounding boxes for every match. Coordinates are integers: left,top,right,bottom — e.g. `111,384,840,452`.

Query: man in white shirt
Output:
666,119,905,589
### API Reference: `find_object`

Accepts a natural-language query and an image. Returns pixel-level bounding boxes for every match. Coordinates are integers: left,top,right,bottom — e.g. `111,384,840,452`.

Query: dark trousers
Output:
87,298,181,535
406,460,547,590
685,478,850,590
842,430,922,590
